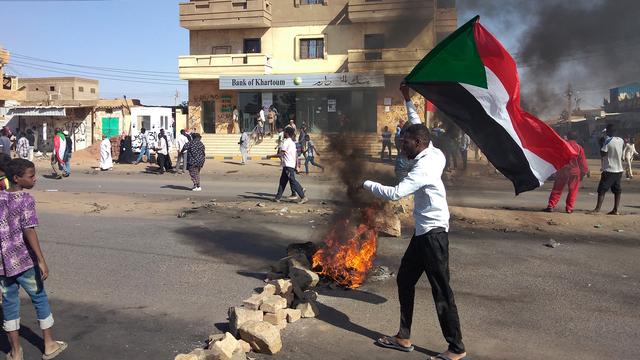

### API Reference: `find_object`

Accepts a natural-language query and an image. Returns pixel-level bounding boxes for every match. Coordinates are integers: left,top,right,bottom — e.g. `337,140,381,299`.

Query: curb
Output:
207,156,279,161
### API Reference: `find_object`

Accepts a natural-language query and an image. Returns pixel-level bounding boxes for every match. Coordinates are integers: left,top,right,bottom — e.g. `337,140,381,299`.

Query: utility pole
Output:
565,83,573,122
174,89,180,107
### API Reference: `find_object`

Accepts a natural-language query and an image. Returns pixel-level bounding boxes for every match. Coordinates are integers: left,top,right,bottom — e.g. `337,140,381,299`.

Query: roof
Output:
95,98,141,109
6,106,68,117
18,77,99,84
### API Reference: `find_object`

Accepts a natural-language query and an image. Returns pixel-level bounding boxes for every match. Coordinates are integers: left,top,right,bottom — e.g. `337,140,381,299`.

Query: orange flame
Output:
312,209,378,289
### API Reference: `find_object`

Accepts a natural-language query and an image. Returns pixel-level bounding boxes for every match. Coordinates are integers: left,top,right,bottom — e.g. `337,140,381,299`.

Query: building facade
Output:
18,77,99,103
1,47,26,123
178,0,456,135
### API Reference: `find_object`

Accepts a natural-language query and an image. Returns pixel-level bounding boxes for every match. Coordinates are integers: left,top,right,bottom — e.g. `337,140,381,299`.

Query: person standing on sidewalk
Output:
182,133,205,191
365,124,467,360
1,159,68,360
62,130,73,177
274,127,307,204
591,124,625,215
544,131,589,213
239,131,250,165
381,126,393,160
459,133,470,170
623,137,638,179
176,129,190,174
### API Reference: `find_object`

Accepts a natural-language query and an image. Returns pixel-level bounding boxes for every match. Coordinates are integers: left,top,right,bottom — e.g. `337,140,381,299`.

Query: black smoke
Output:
459,0,640,117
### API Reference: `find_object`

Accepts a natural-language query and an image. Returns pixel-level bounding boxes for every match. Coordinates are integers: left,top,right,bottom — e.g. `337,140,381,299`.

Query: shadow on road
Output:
315,301,438,357
174,226,290,268
0,298,203,360
161,185,193,191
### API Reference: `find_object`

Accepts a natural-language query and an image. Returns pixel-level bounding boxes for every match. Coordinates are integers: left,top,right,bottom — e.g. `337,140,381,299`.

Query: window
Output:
79,86,84,92
49,86,55,91
90,88,96,94
300,38,324,59
243,38,261,53
212,45,232,55
364,34,384,60
301,0,323,4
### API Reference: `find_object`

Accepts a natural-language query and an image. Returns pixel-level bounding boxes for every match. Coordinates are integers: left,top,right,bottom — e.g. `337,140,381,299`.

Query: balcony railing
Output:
178,53,272,80
348,48,428,75
348,0,434,23
179,0,272,30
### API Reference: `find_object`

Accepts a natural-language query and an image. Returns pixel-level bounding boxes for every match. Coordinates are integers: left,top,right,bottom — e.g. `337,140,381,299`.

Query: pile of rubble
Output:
175,251,320,360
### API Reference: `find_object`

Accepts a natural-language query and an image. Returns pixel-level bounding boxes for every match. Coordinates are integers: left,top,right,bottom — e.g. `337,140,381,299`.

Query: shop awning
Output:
6,107,67,117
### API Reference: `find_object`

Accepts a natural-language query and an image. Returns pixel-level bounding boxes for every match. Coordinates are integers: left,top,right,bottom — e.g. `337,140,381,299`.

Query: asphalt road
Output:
5,161,639,359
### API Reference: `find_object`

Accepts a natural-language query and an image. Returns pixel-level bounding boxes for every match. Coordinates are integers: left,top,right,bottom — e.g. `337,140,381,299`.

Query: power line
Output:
10,51,180,75
11,58,185,83
11,62,187,86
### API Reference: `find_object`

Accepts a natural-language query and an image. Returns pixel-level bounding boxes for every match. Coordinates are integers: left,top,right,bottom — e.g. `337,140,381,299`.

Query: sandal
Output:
6,348,23,360
376,335,414,352
42,341,68,360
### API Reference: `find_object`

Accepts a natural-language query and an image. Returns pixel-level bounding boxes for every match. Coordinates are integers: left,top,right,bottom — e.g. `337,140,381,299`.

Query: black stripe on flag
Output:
410,82,540,194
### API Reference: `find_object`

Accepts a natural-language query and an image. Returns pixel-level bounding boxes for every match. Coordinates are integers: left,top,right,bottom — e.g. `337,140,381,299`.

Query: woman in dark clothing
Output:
182,133,205,191
118,136,134,164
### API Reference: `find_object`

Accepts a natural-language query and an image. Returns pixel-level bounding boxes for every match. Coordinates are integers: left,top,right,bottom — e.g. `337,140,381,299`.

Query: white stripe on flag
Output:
461,67,556,184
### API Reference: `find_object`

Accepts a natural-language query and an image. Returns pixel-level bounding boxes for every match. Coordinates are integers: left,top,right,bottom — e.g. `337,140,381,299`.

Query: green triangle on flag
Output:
406,16,488,89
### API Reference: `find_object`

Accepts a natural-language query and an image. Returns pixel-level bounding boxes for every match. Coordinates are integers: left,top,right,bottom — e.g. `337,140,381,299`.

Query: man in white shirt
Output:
592,124,625,215
365,124,466,360
176,129,190,173
395,83,424,180
274,127,307,204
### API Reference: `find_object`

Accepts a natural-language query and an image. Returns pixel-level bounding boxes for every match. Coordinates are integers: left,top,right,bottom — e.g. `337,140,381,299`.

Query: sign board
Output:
220,73,385,90
327,99,337,112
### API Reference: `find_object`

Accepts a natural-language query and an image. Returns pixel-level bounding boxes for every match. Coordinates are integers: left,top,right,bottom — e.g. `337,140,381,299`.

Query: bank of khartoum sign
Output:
219,73,385,90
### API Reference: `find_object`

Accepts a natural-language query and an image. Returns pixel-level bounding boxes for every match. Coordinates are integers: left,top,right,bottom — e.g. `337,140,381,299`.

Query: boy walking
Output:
303,134,324,174
1,159,67,360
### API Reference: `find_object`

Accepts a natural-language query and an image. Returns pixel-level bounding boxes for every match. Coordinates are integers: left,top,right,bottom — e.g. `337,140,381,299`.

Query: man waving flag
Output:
405,16,577,194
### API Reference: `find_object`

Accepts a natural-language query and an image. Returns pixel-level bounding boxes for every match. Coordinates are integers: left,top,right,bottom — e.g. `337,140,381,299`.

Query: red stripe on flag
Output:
472,21,576,170
425,100,435,112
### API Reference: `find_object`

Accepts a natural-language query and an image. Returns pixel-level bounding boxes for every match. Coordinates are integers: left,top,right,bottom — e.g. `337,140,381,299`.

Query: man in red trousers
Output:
544,131,589,213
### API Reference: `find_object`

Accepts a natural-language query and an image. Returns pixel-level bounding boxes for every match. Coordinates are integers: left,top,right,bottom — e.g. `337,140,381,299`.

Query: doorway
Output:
202,101,215,133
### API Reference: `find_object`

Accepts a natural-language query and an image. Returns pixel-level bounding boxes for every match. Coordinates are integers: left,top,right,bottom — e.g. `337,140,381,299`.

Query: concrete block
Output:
259,295,287,313
262,284,277,296
242,293,265,310
210,332,238,360
269,279,293,295
296,301,319,318
284,308,301,323
238,320,282,355
289,266,319,290
236,339,251,354
228,307,263,337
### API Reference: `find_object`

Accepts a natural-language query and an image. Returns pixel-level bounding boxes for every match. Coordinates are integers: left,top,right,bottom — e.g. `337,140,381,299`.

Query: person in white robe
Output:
100,136,113,170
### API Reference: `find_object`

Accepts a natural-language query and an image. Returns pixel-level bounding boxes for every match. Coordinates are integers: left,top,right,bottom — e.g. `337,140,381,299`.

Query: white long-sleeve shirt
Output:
365,143,449,235
623,143,638,160
395,100,424,177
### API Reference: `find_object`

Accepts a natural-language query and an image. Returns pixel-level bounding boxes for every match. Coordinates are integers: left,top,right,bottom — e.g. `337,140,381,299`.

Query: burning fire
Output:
312,209,378,289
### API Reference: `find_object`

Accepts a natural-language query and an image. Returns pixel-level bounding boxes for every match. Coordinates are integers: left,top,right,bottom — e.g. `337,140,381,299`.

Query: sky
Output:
1,0,189,106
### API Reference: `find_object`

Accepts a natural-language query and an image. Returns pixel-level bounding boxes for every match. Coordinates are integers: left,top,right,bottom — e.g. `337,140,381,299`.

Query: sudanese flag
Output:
405,16,577,194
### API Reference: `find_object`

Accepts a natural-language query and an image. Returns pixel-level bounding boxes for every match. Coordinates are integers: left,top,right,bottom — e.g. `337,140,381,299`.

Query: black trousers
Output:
275,167,304,200
397,230,465,354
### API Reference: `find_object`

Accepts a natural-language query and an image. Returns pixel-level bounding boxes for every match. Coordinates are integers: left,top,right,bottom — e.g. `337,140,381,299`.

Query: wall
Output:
188,80,238,134
11,111,93,152
129,107,175,150
376,76,426,134
93,108,125,142
20,78,99,102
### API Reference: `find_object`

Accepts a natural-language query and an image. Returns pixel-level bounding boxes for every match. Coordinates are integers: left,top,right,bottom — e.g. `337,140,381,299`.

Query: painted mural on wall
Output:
377,94,426,134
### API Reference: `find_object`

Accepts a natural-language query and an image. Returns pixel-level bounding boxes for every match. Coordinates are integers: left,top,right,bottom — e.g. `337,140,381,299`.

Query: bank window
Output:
91,88,96,94
49,86,55,91
300,38,324,59
79,86,84,92
301,0,323,4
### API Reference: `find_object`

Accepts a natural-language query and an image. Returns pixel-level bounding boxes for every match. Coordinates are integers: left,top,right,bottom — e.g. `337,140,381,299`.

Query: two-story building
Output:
0,47,26,123
178,0,456,139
